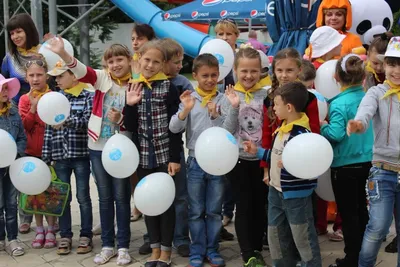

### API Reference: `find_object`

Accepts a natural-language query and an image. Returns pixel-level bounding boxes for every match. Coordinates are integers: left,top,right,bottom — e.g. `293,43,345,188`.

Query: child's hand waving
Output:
180,90,195,111
45,36,65,55
225,85,240,108
207,101,219,119
242,141,257,155
126,82,143,106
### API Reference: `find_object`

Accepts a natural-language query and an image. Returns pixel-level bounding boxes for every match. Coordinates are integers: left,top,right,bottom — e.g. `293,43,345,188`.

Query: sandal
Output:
44,230,57,249
57,237,72,255
117,248,132,266
8,239,24,256
18,223,31,234
77,237,93,254
94,247,116,265
32,231,45,249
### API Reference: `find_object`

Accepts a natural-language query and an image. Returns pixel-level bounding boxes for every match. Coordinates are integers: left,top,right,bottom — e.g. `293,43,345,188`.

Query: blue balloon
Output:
137,177,146,188
226,132,237,145
22,162,36,173
214,53,225,65
54,114,66,123
109,148,122,161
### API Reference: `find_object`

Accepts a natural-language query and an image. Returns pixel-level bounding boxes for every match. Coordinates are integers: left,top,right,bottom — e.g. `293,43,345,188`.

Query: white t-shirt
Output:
270,132,290,192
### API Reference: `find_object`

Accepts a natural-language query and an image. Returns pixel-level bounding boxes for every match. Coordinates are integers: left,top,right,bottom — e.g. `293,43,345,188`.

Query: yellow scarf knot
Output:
259,76,272,87
195,87,217,107
110,72,131,86
0,102,11,116
132,72,168,89
17,45,39,56
273,113,310,140
234,82,262,104
132,53,139,61
64,82,87,97
365,61,382,83
30,85,51,99
382,80,400,100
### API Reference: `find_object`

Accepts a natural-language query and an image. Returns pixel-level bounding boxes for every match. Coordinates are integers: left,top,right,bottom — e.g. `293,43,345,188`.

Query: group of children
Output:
1,4,400,267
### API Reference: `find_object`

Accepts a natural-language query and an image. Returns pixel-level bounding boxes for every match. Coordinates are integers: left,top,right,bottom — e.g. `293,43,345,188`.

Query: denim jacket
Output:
0,105,27,157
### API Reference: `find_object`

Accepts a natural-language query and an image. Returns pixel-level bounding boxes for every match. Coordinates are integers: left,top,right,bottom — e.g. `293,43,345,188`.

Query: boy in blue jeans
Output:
169,54,239,267
244,82,322,267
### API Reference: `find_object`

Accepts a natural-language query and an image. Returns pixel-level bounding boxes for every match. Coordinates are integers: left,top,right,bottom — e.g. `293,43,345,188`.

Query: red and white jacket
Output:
67,58,125,142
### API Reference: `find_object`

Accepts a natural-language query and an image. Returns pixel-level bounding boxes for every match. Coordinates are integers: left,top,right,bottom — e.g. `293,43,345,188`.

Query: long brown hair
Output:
6,14,39,55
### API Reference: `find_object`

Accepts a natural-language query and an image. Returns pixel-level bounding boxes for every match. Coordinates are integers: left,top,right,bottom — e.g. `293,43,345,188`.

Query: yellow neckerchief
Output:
382,80,400,100
64,82,87,97
234,82,262,103
132,72,169,89
365,61,382,83
17,45,39,56
259,75,272,87
132,53,139,61
110,72,131,86
273,113,310,140
315,58,325,64
340,85,352,92
0,102,11,116
30,85,51,99
195,87,217,107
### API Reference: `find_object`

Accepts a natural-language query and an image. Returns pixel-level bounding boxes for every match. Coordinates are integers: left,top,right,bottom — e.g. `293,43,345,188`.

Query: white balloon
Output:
199,39,234,82
308,89,328,121
314,60,341,100
0,129,17,168
282,133,333,179
37,92,71,125
315,170,335,201
39,38,74,70
102,133,140,179
134,172,175,216
9,157,51,195
195,127,239,176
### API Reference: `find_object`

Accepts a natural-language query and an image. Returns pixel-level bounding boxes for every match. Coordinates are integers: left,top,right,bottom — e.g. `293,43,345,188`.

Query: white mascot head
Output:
349,0,393,45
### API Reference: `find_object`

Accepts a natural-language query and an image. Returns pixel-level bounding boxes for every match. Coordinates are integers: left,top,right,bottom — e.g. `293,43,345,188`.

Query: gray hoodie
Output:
221,89,268,160
169,91,226,157
354,83,400,166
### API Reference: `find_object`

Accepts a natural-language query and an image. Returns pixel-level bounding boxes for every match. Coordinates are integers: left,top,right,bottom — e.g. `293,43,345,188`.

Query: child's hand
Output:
180,90,195,111
225,85,240,108
168,162,181,176
207,101,219,118
320,120,328,127
28,94,39,112
126,82,143,106
107,107,121,123
263,168,270,186
242,141,257,155
347,120,363,136
46,36,65,55
277,160,283,169
43,33,55,42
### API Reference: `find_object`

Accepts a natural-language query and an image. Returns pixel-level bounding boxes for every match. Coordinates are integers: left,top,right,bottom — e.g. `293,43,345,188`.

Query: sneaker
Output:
189,256,204,267
207,252,225,267
385,236,398,253
329,229,343,242
222,216,232,226
176,244,190,257
328,257,357,267
254,251,266,266
219,227,234,242
139,242,152,255
244,257,263,267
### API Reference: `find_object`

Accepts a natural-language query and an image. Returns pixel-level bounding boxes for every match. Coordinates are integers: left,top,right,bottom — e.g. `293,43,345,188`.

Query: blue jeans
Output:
268,187,321,267
359,167,400,267
0,168,18,241
54,158,93,239
187,157,224,258
173,151,190,247
89,150,131,248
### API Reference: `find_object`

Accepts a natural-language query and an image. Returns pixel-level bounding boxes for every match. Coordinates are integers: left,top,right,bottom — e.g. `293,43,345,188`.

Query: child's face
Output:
55,71,77,90
302,79,314,89
131,31,149,53
273,95,290,121
384,62,400,85
192,65,219,92
139,48,164,79
235,57,261,90
324,9,346,31
164,54,183,78
368,50,384,74
10,28,27,48
216,29,238,50
274,58,301,86
26,65,47,91
0,84,9,102
106,55,131,79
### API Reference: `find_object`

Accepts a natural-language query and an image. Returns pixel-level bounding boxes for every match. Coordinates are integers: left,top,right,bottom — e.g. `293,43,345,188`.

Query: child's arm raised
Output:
348,87,380,135
221,85,240,133
169,90,194,134
124,83,142,132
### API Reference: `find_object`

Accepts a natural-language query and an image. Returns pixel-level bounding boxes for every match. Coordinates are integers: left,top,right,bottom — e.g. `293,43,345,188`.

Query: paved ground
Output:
0,175,398,267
